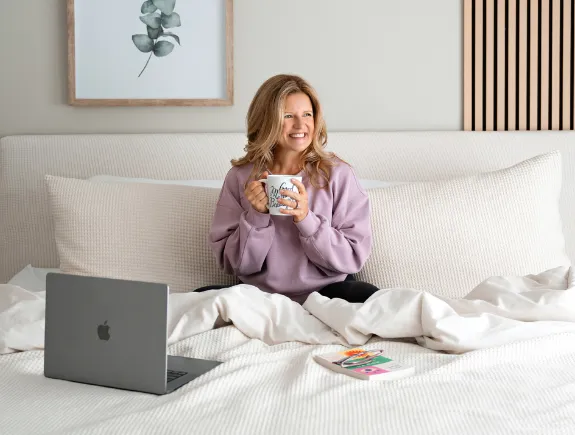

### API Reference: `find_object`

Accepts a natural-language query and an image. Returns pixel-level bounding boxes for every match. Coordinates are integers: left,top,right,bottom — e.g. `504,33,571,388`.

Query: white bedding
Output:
7,264,59,292
2,267,575,434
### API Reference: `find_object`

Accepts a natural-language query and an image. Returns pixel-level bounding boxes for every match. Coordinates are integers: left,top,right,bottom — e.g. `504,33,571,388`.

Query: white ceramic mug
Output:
258,175,302,216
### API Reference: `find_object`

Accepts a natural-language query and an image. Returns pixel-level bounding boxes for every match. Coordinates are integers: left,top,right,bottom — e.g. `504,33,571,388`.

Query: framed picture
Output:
67,0,233,106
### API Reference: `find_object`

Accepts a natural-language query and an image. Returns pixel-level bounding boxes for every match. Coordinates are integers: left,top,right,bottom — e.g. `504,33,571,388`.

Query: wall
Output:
0,0,462,137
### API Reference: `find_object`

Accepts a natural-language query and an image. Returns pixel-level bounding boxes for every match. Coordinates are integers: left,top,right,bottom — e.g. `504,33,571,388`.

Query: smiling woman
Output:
231,74,334,189
272,92,316,168
197,74,380,304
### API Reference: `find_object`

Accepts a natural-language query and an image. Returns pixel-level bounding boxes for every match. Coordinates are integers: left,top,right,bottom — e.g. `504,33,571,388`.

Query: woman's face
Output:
276,92,315,154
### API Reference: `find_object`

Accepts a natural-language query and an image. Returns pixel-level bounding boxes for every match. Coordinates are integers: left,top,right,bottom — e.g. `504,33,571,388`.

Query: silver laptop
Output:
44,272,222,395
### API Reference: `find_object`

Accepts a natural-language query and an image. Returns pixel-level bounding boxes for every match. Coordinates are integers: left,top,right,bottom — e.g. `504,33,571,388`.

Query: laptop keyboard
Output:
167,369,187,383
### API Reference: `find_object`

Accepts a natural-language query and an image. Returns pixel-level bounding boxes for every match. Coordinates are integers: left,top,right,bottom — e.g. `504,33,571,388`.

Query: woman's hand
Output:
279,178,309,223
245,171,269,213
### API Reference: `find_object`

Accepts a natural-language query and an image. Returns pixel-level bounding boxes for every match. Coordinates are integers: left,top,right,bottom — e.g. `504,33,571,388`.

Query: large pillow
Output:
356,151,570,299
44,176,238,293
88,175,224,189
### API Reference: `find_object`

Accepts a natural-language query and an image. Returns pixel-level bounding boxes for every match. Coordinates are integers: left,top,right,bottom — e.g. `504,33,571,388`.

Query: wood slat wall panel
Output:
464,0,574,131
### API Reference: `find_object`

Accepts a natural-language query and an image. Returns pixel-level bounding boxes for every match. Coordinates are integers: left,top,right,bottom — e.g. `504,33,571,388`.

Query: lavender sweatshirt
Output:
208,159,372,302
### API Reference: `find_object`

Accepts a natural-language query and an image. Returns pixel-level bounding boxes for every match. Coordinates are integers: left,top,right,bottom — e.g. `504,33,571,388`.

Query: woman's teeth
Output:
290,133,305,138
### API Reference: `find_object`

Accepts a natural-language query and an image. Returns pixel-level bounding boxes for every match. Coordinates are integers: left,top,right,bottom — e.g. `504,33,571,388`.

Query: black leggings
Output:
194,274,379,304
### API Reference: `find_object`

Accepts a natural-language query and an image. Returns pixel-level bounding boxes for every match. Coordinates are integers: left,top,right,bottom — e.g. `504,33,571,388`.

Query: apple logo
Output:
97,321,111,341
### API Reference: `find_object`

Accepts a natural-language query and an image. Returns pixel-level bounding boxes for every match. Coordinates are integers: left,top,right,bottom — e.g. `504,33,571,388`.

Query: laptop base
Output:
164,355,223,394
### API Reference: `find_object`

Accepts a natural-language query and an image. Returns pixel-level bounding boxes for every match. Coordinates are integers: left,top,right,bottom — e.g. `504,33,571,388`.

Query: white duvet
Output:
2,266,575,434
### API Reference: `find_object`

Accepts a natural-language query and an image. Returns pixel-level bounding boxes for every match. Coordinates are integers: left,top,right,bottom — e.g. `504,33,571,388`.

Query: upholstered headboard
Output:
1,131,575,283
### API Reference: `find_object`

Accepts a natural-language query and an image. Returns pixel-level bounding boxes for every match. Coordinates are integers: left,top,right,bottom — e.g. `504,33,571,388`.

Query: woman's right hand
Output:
245,171,269,213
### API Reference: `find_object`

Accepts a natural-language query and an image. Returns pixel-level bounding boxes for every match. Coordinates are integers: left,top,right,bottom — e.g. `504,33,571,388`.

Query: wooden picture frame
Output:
67,0,234,106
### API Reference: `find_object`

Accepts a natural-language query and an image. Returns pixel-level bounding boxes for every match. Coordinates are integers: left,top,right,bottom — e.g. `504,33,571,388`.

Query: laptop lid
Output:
44,273,169,395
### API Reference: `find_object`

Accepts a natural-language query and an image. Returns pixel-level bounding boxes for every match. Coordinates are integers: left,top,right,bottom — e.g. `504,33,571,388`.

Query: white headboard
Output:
1,131,575,283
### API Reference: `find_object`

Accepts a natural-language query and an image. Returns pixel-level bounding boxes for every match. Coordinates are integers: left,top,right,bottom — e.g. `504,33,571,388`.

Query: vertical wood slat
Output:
508,0,517,130
530,0,539,129
572,0,575,130
475,0,484,130
497,0,507,129
463,0,574,131
464,1,473,131
519,1,528,130
552,0,561,129
541,0,550,129
563,0,572,129
486,0,495,130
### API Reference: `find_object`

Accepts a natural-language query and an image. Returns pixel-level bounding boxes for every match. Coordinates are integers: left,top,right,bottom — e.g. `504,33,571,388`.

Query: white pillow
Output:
356,151,570,299
45,176,238,293
359,180,404,189
88,174,399,190
88,175,224,189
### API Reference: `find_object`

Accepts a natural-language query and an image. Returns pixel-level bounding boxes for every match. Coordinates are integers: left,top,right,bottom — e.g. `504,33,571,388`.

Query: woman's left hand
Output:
279,178,309,223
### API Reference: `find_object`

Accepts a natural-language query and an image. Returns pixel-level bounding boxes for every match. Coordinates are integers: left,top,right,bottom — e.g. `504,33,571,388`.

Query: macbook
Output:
44,273,222,395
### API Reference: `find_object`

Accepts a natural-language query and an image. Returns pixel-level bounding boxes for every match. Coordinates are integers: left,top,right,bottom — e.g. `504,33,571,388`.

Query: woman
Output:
202,74,378,304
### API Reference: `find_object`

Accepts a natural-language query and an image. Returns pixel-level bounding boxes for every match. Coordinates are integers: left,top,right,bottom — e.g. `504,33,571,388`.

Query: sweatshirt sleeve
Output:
294,165,372,275
208,168,275,276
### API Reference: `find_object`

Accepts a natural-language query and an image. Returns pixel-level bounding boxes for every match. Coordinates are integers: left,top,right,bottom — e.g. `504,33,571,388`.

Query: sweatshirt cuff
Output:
295,210,321,238
245,207,271,228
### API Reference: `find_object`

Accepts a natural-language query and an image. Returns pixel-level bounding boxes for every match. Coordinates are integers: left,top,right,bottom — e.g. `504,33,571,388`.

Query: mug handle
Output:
257,178,269,193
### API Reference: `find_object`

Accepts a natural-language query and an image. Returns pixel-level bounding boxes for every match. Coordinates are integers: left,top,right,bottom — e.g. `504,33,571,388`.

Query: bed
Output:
2,131,575,434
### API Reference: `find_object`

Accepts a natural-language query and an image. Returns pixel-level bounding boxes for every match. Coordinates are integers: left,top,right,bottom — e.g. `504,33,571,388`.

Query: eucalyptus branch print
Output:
132,0,182,77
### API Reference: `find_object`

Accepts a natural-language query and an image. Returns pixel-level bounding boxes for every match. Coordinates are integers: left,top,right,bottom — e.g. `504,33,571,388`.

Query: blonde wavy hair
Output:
232,74,338,189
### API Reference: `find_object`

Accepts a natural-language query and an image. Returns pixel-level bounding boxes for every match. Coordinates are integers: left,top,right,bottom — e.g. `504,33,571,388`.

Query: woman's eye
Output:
284,113,312,118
